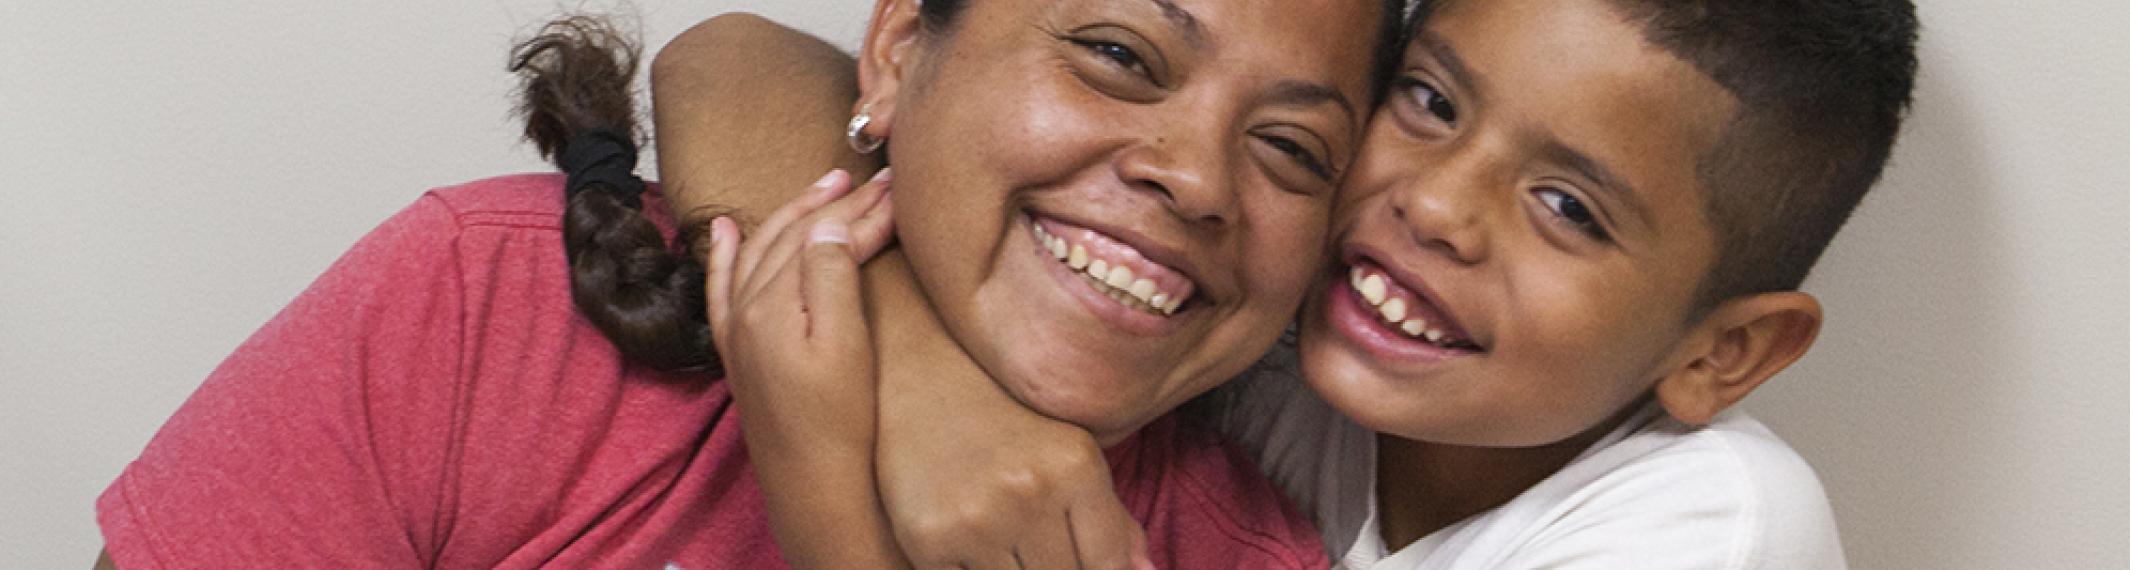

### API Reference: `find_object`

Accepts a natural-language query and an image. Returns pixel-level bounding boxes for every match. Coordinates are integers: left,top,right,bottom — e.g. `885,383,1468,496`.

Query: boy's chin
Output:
1298,334,1649,448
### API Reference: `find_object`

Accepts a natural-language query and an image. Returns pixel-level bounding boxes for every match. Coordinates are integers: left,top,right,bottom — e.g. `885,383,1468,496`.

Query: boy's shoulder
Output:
1464,406,1846,569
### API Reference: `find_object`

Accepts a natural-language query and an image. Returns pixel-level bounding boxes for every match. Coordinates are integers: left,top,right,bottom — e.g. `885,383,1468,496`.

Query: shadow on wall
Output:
1746,41,2009,568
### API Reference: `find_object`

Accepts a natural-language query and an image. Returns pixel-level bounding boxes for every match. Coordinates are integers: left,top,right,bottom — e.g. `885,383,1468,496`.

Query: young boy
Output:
1217,0,1916,566
650,0,1916,567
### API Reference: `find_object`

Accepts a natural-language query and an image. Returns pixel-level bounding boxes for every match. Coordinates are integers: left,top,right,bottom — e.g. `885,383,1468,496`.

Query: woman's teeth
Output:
1035,224,1187,316
1351,266,1465,349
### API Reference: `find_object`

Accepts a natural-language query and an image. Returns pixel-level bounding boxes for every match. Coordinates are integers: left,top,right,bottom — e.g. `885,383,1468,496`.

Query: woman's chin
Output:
995,365,1162,439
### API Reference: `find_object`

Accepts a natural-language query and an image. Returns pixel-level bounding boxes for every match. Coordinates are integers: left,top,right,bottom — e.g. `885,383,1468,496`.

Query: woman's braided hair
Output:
511,16,718,376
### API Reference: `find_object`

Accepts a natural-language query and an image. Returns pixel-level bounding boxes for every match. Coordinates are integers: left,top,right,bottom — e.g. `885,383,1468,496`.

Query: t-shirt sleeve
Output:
1471,415,1847,570
97,195,471,569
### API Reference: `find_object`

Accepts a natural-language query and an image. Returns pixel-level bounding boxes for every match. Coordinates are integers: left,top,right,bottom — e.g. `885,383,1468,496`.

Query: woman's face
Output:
868,0,1382,439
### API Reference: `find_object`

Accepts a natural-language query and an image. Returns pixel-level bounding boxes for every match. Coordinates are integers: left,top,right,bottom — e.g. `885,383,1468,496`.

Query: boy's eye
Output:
1397,75,1458,125
1535,187,1610,241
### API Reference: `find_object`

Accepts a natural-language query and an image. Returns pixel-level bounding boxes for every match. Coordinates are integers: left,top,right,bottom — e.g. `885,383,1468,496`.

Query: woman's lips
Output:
1031,217,1196,316
1023,214,1198,337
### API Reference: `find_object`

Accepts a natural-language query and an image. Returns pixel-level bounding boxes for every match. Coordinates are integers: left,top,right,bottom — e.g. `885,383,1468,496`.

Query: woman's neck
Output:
1372,400,1649,550
861,250,964,376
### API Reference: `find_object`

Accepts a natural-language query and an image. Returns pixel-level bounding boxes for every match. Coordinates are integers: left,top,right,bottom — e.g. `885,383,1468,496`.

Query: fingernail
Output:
813,169,848,191
809,219,850,245
869,167,893,184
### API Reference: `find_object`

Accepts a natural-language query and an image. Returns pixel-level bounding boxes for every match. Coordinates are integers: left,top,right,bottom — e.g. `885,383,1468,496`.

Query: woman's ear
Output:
854,0,927,138
1654,292,1823,425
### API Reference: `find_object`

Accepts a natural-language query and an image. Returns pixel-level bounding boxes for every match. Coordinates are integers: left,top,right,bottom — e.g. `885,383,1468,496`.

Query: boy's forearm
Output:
650,12,880,234
649,14,904,567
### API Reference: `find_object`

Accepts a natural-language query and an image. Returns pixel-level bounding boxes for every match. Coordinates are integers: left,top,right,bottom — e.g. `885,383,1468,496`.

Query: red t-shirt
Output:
97,174,1326,569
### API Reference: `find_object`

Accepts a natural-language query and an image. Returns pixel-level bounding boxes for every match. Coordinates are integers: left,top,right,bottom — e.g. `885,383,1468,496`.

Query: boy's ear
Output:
1654,292,1823,425
854,0,926,139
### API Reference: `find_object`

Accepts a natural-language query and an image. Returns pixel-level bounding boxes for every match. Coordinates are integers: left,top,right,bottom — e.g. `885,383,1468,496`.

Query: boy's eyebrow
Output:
1417,30,1486,102
1538,139,1653,232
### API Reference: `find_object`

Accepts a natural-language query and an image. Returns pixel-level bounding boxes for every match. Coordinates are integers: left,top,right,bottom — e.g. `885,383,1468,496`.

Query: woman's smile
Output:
1027,213,1199,335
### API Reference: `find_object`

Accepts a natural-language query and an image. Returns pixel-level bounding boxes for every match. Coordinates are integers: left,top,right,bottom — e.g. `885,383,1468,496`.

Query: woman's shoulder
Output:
1124,414,1331,569
419,172,676,234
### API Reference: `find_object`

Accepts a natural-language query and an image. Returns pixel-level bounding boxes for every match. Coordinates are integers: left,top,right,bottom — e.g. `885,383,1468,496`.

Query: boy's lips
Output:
1327,253,1484,360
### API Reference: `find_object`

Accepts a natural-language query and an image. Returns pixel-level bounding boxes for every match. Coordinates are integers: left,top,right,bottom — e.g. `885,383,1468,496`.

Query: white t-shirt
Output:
1201,345,1847,569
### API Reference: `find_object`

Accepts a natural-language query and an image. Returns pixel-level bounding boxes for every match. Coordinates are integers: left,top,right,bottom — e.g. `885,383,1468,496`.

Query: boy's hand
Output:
707,168,896,444
866,280,1155,570
703,168,904,567
877,393,1154,570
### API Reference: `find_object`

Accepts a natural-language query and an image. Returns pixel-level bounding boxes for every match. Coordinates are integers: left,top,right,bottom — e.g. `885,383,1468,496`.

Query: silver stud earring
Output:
847,103,885,155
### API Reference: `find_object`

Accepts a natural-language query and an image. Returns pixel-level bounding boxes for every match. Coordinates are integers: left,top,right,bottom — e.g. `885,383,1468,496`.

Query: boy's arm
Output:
649,13,1146,568
650,13,880,234
650,15,907,568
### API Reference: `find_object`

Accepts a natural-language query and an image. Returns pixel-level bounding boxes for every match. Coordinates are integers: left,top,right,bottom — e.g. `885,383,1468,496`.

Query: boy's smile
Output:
1298,0,1743,447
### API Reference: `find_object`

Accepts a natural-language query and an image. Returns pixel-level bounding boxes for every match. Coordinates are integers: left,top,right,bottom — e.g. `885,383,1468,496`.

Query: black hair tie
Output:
558,130,645,209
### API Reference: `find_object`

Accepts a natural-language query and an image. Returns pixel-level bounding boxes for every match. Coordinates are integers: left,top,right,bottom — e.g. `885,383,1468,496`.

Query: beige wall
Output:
4,1,2124,567
1747,1,2130,567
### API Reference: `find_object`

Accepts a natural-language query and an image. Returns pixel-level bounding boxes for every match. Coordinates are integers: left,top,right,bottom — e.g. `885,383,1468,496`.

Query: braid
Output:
511,16,718,375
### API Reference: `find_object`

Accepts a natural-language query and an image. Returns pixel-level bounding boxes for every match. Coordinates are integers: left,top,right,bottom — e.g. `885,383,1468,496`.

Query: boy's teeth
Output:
1359,273,1388,306
1088,260,1111,281
1380,298,1407,323
1068,244,1091,270
1351,265,1468,349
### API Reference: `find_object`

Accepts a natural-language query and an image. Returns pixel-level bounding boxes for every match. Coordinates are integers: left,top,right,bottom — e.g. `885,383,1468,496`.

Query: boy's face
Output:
1296,0,1742,447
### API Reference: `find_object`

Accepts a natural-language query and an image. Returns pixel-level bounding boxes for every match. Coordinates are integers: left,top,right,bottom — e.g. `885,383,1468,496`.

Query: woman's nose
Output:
1113,119,1236,225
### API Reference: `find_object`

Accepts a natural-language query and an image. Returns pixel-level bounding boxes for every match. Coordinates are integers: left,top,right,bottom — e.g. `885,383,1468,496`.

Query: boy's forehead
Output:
1415,0,1737,237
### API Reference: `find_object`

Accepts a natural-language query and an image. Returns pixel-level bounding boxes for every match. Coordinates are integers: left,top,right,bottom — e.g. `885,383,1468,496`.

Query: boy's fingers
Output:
704,217,742,351
742,174,890,301
1069,485,1149,570
799,218,867,344
739,169,850,281
846,191,896,262
1010,514,1079,570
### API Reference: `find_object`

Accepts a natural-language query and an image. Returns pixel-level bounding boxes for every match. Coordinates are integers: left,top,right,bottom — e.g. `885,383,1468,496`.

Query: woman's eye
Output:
1535,187,1609,240
1397,76,1458,125
1075,39,1150,77
1263,135,1333,181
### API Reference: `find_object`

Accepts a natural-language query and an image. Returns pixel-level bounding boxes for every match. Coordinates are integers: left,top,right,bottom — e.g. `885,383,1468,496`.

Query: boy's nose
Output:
1390,153,1496,264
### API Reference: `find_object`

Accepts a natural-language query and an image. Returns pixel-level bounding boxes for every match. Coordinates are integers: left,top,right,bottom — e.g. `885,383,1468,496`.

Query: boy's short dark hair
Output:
1410,0,1921,313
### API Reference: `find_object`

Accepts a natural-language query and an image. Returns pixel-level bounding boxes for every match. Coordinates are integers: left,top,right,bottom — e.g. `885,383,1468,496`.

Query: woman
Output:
93,0,1407,567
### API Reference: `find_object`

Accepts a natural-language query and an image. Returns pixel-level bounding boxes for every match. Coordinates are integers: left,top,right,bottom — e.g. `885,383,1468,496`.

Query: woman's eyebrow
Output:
1266,79,1359,125
1146,0,1206,46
